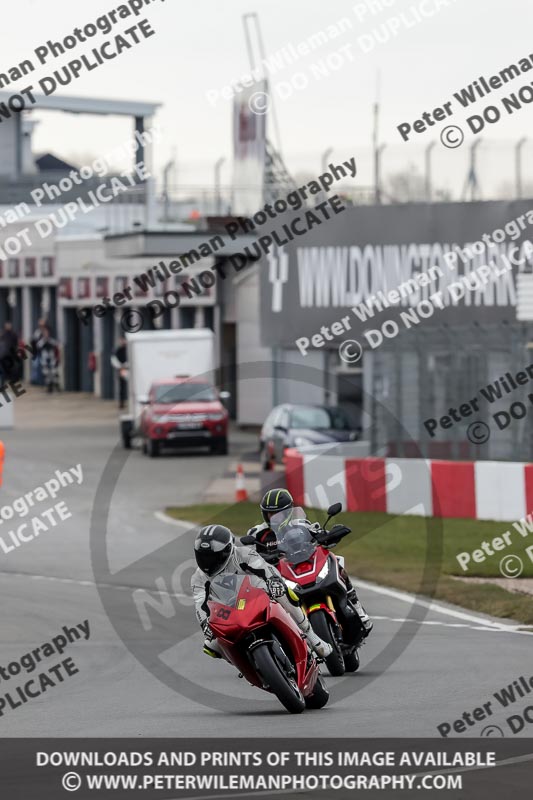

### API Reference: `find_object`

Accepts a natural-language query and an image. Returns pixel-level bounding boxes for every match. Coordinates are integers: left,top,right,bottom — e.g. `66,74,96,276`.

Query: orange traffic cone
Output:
0,441,4,487
235,463,248,502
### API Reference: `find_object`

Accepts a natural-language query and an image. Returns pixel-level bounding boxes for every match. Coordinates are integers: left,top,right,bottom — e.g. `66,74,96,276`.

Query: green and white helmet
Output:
260,488,294,525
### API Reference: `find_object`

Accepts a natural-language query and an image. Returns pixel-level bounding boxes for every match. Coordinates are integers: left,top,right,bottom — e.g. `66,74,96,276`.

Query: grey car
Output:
259,404,359,469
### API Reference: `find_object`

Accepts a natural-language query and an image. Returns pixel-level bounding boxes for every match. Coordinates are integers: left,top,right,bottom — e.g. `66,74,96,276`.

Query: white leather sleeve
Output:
191,568,209,626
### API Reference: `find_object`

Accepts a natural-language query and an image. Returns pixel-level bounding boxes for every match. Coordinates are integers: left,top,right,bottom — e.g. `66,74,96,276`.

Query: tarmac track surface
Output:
1,396,532,738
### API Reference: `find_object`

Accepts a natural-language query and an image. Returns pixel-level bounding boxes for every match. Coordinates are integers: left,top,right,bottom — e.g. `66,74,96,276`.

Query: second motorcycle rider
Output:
247,489,373,639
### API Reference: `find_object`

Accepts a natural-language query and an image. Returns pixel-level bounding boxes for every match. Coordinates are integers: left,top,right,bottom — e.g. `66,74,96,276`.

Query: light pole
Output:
162,159,175,222
462,139,482,201
516,137,527,199
375,143,386,204
321,148,333,202
425,141,436,202
214,157,226,215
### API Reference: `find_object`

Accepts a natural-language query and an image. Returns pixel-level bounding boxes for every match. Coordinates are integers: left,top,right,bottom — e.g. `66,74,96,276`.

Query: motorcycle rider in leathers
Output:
246,488,373,639
192,524,333,659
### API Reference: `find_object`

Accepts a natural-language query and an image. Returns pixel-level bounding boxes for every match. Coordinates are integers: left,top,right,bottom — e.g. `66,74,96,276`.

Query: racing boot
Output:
300,616,333,659
341,569,373,639
202,621,222,659
346,587,373,638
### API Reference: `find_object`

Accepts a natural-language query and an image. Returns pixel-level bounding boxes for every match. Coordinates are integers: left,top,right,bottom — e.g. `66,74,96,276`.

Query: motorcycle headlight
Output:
317,562,330,580
284,578,298,591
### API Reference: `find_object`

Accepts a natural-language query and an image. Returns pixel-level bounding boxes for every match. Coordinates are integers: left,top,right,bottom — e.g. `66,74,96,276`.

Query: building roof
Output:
0,93,160,117
36,152,77,171
104,229,259,258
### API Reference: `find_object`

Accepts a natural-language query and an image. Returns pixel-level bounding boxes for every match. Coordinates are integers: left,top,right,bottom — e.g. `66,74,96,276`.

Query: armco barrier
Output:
284,449,533,521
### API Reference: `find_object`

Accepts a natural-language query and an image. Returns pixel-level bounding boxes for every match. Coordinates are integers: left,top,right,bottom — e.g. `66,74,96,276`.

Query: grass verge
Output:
167,503,533,626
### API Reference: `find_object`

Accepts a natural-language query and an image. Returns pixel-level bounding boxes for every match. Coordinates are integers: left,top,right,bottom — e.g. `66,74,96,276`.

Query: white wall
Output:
235,265,273,425
276,348,326,406
0,118,17,179
234,265,328,425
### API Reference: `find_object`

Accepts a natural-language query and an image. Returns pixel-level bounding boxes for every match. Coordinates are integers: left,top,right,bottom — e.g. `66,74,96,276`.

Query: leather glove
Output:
267,577,285,599
308,521,322,537
247,522,269,537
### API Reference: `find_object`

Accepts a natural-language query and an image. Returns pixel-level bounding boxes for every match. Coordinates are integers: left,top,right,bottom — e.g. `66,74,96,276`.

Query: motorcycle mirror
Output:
323,501,342,529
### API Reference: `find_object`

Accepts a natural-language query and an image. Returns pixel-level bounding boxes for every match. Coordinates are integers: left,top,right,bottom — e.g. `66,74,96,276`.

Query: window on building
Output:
114,276,128,294
96,277,109,298
59,278,72,299
180,307,196,328
77,277,91,299
8,259,19,278
204,306,214,331
25,258,37,278
42,257,55,277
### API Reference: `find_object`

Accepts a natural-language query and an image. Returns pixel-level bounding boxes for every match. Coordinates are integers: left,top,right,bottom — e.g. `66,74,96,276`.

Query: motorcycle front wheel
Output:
343,648,360,672
253,643,305,714
310,610,345,676
305,674,329,709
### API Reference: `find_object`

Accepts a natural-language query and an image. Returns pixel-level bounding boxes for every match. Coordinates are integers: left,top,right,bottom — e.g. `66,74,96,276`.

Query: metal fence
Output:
154,138,533,222
365,321,533,462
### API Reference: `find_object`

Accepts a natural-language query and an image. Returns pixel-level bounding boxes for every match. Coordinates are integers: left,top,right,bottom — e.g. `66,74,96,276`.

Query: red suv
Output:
140,378,229,457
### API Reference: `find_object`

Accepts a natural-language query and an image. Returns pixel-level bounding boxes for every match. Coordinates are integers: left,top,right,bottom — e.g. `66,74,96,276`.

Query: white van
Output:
120,328,217,449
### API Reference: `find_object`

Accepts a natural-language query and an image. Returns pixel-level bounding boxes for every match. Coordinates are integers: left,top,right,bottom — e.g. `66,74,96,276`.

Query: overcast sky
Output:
3,0,533,196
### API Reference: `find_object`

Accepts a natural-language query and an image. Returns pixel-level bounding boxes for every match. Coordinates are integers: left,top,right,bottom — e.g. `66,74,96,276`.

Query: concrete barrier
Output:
285,449,533,521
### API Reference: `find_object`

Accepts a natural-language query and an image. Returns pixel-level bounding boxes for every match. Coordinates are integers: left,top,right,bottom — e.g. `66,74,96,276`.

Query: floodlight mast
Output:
242,12,283,156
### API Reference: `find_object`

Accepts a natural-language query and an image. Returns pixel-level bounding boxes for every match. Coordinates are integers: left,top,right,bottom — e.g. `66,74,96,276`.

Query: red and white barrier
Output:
284,449,533,521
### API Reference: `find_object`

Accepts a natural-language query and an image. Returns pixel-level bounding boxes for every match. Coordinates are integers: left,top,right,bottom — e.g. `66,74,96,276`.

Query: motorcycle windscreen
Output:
270,507,316,564
208,572,265,607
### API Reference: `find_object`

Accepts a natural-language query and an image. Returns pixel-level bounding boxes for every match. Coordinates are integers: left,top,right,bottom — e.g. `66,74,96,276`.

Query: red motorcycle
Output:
270,503,362,677
207,572,329,714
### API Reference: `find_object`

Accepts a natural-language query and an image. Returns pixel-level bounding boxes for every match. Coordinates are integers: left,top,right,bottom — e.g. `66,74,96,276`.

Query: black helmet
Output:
260,488,294,525
194,525,234,577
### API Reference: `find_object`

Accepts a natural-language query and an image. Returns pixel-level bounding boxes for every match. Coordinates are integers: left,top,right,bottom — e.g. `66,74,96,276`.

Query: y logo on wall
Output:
268,248,289,312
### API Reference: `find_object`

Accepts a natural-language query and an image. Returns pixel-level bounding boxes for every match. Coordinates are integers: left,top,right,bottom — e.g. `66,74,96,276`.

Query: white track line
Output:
355,576,533,634
2,571,187,599
372,615,510,632
0,573,527,634
154,512,198,530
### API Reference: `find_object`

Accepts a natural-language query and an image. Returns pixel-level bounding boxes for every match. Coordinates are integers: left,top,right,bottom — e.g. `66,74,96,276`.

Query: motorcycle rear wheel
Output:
253,643,305,714
310,610,345,676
